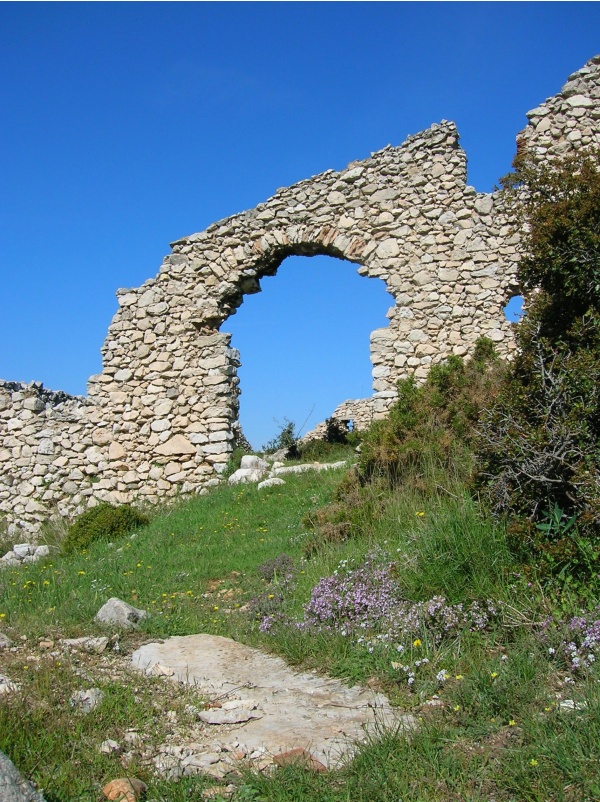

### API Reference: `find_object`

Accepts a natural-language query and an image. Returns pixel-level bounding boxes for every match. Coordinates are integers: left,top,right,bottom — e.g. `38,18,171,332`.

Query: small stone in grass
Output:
102,777,147,802
100,739,121,754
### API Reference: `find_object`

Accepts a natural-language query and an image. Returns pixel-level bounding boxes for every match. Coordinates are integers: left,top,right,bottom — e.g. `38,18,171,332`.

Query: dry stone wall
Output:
1,56,599,536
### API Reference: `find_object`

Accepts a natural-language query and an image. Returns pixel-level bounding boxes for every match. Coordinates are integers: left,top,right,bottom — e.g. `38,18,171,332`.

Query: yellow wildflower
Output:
413,639,422,648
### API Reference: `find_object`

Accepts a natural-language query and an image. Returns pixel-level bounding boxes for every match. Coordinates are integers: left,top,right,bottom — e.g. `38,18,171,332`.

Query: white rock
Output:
61,636,109,654
96,598,148,629
240,455,269,471
12,543,33,559
258,478,286,490
70,687,104,713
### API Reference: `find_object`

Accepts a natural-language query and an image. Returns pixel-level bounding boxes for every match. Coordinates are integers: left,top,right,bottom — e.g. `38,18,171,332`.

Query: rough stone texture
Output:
96,598,148,629
0,750,46,802
1,57,599,534
132,634,414,768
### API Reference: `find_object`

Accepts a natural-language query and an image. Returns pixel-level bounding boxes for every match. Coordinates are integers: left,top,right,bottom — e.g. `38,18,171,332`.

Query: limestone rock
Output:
70,687,104,713
96,598,148,629
154,434,196,456
60,636,109,654
240,455,269,471
198,707,263,725
0,750,46,802
258,478,286,490
228,468,264,485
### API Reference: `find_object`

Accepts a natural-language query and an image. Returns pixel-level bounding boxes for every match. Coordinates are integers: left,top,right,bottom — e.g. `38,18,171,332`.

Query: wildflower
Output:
43,580,50,586
416,511,425,517
491,671,498,679
453,704,460,712
529,759,538,767
436,669,448,683
0,613,5,619
213,606,219,611
78,571,85,576
508,719,516,726
268,594,275,599
413,639,422,648
455,674,464,680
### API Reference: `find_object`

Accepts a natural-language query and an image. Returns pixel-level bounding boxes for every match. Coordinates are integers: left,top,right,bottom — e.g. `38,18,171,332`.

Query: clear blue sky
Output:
1,3,598,448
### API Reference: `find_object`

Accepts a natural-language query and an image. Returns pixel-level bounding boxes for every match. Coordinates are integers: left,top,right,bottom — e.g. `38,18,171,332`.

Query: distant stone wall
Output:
1,56,599,536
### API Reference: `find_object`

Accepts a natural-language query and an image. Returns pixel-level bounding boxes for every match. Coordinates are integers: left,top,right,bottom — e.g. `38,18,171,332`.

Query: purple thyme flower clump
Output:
538,607,600,675
302,560,399,632
286,553,500,648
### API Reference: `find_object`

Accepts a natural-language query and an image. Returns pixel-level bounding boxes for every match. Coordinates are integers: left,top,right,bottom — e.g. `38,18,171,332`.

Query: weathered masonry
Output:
2,56,600,536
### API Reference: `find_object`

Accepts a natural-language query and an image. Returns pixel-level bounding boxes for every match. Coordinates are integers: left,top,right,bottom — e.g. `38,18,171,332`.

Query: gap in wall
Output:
225,254,391,450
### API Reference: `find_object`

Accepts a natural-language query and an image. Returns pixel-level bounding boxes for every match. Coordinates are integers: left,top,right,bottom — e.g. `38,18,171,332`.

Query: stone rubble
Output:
0,543,50,570
227,454,348,486
70,687,104,713
1,56,599,536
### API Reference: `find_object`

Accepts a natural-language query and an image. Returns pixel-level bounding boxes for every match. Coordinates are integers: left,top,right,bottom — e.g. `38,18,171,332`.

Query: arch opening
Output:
224,254,391,450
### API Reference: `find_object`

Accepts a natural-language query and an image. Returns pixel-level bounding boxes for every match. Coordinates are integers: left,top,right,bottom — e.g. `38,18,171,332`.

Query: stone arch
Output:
223,248,394,447
85,120,518,499
3,56,599,534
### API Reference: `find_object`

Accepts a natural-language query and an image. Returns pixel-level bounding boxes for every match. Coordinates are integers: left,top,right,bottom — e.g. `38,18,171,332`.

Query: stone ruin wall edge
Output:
1,55,599,536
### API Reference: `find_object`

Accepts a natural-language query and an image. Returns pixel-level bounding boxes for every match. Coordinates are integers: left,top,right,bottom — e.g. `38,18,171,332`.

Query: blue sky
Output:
1,3,598,448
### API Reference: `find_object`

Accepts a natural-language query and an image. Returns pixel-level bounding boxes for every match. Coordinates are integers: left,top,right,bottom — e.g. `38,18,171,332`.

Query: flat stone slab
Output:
131,634,413,768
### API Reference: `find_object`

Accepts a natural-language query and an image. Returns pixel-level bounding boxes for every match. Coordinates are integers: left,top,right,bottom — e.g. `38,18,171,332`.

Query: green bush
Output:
477,150,600,583
262,418,300,458
357,339,503,490
62,503,149,554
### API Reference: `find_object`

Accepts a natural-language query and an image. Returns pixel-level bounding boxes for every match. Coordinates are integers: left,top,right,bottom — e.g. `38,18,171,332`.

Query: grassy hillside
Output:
1,451,599,801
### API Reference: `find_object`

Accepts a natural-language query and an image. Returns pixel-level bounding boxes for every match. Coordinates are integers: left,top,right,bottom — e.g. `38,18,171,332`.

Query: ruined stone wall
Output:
1,56,599,536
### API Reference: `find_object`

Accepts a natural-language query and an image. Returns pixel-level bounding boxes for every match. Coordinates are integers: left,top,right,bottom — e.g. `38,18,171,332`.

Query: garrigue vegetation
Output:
1,153,599,801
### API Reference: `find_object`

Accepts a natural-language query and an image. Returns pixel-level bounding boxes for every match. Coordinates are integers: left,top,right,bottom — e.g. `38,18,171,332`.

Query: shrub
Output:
477,151,600,582
62,503,149,554
262,418,300,459
358,340,503,489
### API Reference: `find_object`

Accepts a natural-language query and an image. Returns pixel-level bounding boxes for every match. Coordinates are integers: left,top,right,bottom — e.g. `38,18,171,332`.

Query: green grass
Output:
1,461,599,801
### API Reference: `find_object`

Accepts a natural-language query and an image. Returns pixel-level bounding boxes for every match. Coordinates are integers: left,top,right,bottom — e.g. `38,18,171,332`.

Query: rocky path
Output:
132,634,415,772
